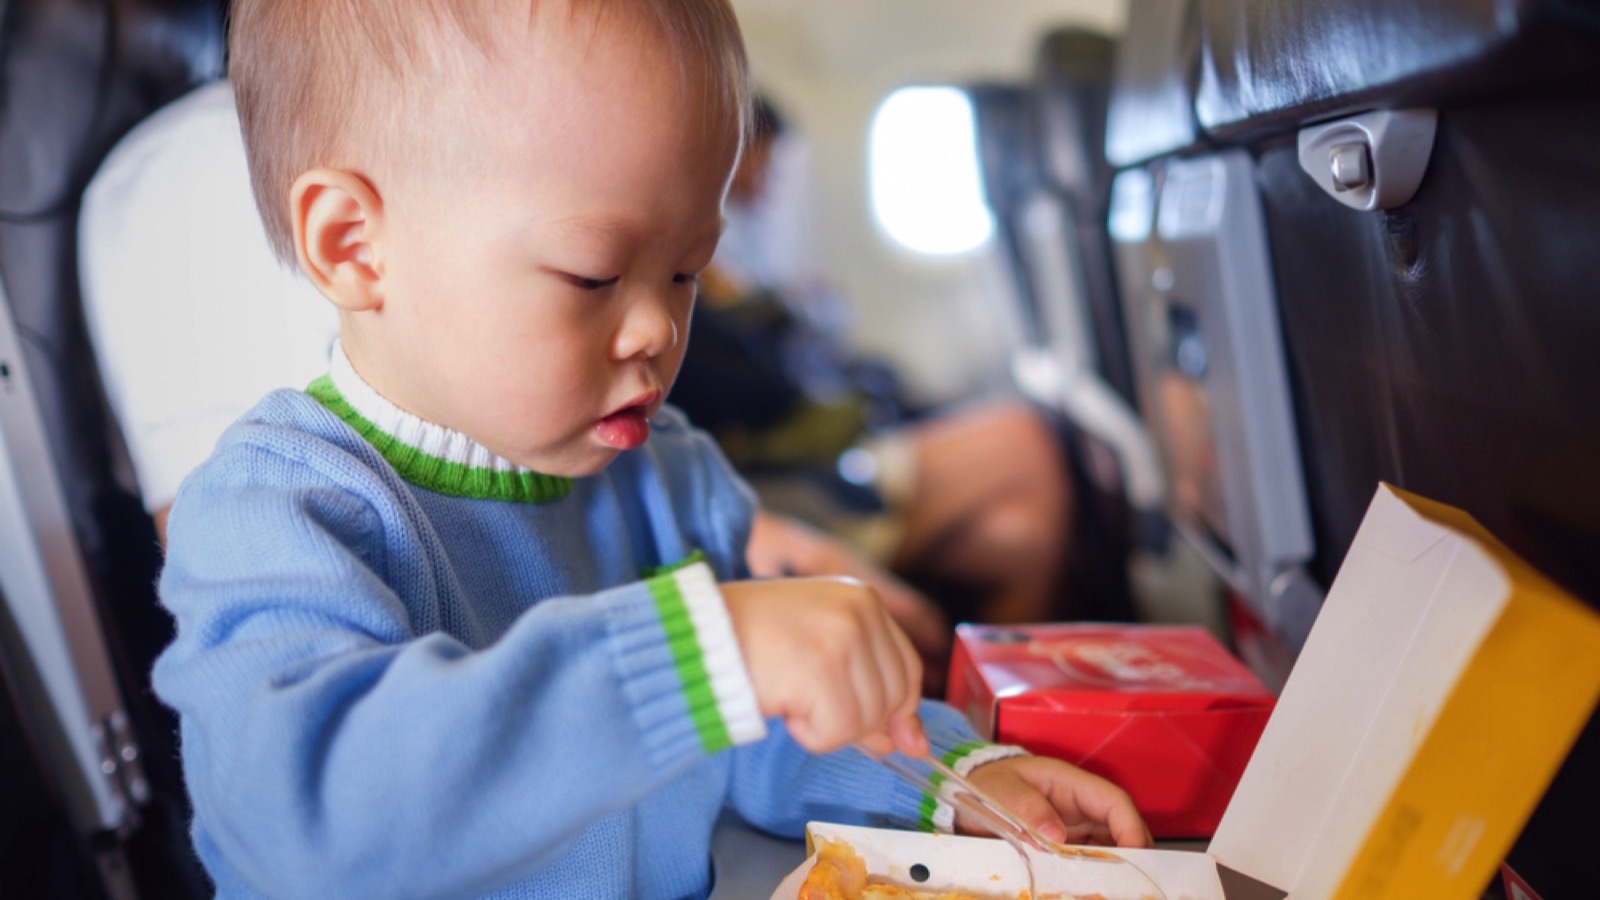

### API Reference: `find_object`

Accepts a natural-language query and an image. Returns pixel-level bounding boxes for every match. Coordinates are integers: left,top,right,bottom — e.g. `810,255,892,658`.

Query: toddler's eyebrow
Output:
537,214,727,249
543,214,637,242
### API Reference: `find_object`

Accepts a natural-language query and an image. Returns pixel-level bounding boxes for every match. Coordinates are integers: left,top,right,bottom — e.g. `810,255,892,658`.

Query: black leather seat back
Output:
1181,0,1600,600
1195,0,1600,144
1243,64,1600,900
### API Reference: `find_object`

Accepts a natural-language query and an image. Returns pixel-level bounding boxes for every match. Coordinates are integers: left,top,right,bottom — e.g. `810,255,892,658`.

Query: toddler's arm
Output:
155,453,763,897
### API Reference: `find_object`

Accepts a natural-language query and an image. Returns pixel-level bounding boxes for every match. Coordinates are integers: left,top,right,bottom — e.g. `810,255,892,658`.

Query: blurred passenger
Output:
672,96,1078,630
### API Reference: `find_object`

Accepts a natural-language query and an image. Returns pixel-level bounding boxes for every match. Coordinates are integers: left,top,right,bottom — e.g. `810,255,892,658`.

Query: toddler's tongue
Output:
596,408,650,450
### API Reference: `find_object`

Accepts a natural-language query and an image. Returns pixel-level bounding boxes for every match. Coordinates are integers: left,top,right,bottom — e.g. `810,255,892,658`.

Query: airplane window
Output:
869,86,993,255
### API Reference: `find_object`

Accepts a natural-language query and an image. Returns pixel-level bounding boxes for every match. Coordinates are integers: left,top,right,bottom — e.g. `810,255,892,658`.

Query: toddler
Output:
153,0,1148,896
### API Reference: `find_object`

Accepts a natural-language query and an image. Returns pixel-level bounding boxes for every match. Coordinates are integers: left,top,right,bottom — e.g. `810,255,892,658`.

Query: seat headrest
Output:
967,83,1041,220
79,81,339,511
1196,0,1600,142
1104,0,1202,169
1031,28,1116,206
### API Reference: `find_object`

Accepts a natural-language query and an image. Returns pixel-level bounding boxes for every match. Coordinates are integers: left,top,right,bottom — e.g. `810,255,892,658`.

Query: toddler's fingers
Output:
884,604,924,697
1005,789,1070,845
785,715,813,749
1055,778,1150,849
877,609,922,724
856,729,897,757
1116,811,1154,849
788,684,862,753
1095,791,1150,849
885,710,927,759
883,618,927,759
846,644,891,733
867,616,916,731
1062,820,1115,846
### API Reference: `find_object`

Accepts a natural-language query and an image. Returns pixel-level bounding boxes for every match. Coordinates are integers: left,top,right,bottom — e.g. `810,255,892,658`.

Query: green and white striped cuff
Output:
919,741,1031,833
645,562,766,753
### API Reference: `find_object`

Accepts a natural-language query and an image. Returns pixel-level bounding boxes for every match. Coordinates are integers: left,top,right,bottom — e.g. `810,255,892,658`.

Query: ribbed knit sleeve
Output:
153,421,763,898
610,562,766,760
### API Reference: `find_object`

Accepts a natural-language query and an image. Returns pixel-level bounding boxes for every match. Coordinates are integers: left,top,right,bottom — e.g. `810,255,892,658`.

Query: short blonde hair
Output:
229,0,751,263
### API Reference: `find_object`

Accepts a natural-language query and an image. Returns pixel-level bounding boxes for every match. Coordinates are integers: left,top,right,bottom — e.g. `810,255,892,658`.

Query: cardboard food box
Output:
772,484,1600,899
946,622,1275,837
772,821,1209,899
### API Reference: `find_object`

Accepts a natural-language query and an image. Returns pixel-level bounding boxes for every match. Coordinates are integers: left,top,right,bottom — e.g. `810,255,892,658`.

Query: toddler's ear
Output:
290,168,385,312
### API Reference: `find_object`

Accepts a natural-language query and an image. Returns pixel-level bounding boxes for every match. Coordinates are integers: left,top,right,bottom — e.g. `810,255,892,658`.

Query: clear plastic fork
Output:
853,742,1044,897
853,742,1165,900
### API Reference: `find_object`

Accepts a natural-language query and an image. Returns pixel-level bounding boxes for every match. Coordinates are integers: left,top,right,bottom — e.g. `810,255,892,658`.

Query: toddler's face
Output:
344,11,738,477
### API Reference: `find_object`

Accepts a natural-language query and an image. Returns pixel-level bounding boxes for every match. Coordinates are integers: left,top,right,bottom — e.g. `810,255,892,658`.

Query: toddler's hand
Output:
721,577,927,757
959,755,1151,849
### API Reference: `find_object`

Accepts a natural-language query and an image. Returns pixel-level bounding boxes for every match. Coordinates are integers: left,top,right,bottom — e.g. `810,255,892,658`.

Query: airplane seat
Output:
1109,0,1600,891
966,78,1141,624
1030,28,1134,407
1027,27,1186,590
967,83,1042,348
0,0,223,896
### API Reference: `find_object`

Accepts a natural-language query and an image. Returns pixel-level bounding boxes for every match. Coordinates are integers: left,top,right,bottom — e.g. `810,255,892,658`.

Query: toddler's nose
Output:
613,291,680,360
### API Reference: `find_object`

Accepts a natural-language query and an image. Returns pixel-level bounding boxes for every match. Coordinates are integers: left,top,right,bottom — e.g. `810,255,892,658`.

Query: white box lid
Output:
1208,483,1513,895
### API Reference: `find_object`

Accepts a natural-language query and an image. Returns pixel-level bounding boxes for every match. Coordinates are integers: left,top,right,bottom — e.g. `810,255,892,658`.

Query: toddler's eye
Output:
673,273,699,286
564,273,620,291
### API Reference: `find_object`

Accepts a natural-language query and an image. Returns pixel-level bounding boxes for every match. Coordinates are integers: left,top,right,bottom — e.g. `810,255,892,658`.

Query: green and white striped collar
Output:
307,342,572,503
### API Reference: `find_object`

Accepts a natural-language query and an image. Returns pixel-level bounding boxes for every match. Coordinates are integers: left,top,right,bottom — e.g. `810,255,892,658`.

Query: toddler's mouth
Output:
595,391,661,450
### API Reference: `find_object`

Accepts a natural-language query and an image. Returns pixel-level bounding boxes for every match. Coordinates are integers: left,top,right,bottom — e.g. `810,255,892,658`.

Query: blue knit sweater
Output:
153,353,1001,899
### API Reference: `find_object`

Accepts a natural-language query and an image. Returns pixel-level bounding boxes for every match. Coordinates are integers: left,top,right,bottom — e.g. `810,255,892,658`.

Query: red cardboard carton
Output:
946,623,1274,838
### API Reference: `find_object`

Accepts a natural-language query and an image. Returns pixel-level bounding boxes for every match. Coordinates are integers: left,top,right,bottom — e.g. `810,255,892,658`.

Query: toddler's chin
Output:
513,447,621,479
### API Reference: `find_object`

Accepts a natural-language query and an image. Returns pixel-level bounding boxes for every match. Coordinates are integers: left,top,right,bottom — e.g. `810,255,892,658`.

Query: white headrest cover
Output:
80,81,339,511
